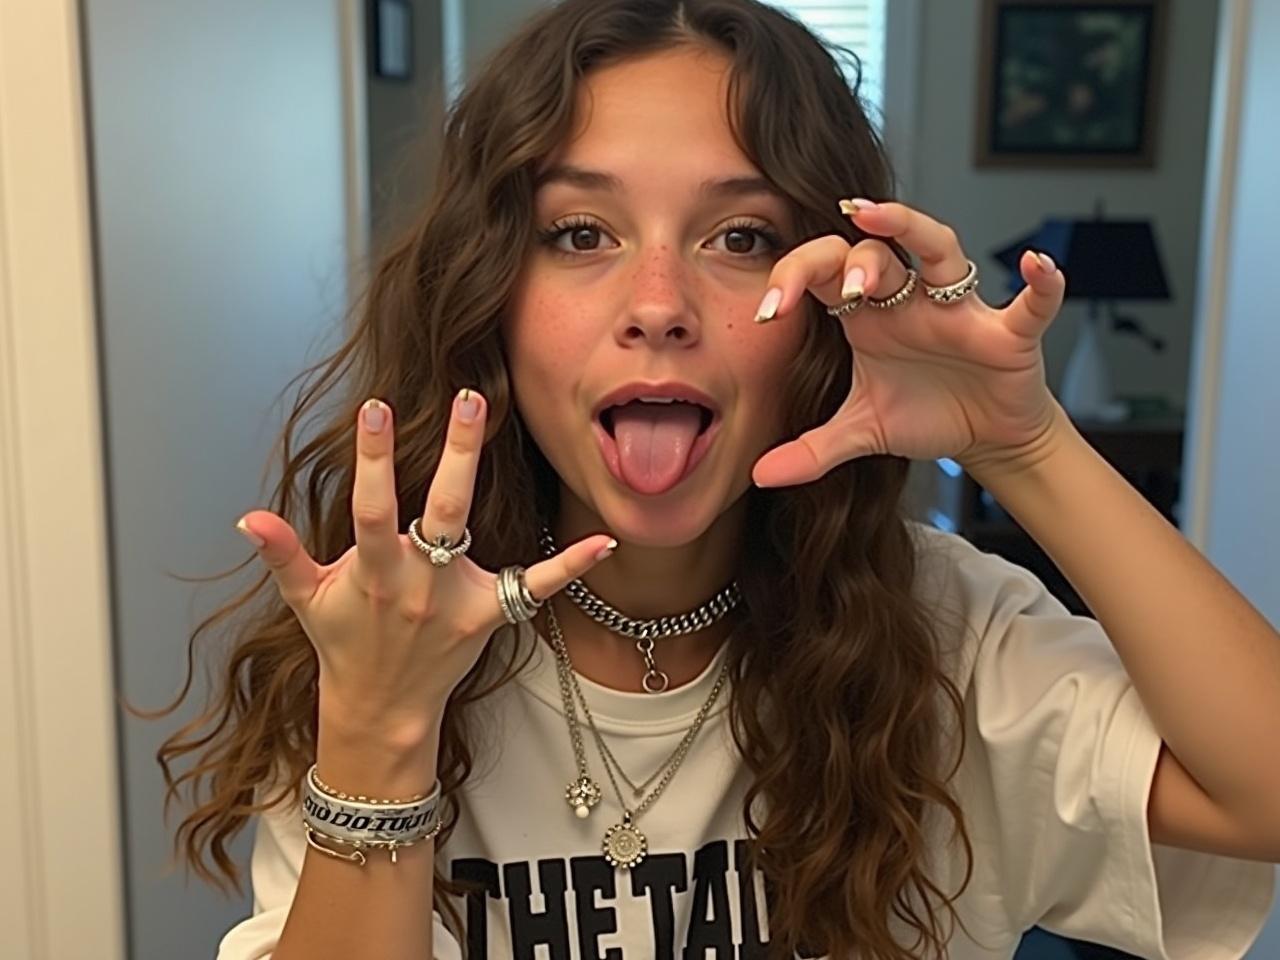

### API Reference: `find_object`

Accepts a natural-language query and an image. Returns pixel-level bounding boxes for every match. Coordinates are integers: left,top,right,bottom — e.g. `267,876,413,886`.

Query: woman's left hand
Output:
751,199,1070,488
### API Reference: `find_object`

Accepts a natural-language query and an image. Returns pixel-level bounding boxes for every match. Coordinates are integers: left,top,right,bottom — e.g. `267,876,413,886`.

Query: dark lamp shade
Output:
994,219,1171,301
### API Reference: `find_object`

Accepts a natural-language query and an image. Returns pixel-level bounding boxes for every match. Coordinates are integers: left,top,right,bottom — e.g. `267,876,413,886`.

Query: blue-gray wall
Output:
82,1,350,956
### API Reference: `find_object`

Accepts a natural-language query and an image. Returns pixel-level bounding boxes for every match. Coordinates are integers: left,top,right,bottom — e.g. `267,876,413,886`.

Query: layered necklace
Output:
537,524,741,868
545,599,730,869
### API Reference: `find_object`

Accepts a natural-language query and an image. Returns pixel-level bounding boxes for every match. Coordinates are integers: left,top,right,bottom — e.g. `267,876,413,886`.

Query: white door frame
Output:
0,1,126,958
1182,0,1250,549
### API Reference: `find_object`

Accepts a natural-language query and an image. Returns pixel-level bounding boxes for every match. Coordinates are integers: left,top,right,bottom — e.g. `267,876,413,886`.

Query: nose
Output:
613,246,700,350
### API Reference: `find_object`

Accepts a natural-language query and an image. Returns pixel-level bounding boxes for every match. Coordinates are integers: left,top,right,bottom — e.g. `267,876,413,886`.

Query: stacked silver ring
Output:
497,564,542,624
407,517,472,567
923,259,979,304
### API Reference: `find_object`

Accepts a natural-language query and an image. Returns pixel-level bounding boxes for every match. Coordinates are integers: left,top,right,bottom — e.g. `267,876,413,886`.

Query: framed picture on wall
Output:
976,0,1166,168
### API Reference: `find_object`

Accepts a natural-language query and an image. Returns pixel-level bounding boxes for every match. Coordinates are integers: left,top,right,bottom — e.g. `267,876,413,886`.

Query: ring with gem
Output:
407,517,472,567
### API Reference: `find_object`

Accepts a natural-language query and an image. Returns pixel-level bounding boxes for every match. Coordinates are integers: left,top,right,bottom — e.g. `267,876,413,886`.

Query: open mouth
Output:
593,399,721,496
598,401,714,438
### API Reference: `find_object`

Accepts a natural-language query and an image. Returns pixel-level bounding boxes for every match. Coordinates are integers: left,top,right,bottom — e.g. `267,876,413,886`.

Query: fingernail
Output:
1036,251,1056,273
362,398,386,433
235,516,265,548
839,198,877,216
754,287,782,323
594,537,619,562
457,387,481,422
841,266,866,299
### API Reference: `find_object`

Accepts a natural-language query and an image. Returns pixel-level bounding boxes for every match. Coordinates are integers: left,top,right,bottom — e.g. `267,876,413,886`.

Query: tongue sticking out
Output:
611,401,704,495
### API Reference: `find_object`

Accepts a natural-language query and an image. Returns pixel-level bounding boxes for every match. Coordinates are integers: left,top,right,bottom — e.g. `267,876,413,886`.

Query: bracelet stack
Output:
301,762,443,866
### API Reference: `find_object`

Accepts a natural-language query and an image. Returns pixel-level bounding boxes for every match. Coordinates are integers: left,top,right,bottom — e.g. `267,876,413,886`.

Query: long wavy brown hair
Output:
140,1,982,957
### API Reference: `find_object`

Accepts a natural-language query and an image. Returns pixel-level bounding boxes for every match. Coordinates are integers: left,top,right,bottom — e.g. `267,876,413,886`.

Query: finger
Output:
351,398,401,576
417,388,486,560
520,532,619,606
753,234,850,323
835,239,907,311
839,199,969,289
235,510,324,609
1005,250,1065,339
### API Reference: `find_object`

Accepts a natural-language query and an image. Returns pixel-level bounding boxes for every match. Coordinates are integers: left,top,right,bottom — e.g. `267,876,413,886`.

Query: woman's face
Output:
505,45,808,546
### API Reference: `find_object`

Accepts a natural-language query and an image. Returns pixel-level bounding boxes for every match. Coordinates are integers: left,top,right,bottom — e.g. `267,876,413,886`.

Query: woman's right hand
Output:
235,388,616,744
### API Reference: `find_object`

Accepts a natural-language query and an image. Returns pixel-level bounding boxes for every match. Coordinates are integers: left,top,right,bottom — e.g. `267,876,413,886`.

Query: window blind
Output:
767,0,887,122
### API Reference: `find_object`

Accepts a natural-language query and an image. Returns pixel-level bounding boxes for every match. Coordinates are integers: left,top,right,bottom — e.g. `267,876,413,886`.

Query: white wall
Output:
80,1,351,956
1185,0,1280,945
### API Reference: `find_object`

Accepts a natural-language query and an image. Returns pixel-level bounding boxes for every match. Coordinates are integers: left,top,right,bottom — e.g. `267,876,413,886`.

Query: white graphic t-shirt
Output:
216,522,1276,958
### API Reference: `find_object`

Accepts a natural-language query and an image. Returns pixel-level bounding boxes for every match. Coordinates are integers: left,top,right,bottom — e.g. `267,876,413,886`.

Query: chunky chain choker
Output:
537,524,742,693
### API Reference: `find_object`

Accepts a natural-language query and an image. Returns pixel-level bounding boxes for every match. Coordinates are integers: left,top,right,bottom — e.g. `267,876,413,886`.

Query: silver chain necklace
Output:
537,525,742,693
573,677,669,798
545,599,729,869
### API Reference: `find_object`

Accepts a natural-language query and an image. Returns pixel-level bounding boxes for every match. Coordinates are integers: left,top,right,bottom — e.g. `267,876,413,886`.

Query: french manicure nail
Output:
841,266,866,299
458,387,481,422
362,398,386,433
1036,251,1056,273
839,198,877,216
595,537,619,562
754,287,782,323
235,516,265,548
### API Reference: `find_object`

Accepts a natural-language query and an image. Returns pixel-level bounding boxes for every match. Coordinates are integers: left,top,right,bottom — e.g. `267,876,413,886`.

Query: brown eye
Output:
570,226,601,251
537,218,618,256
724,228,756,255
710,222,783,258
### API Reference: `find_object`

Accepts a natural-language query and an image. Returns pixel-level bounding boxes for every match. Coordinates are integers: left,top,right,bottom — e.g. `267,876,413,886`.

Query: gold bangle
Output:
305,826,367,866
303,819,446,867
310,764,434,805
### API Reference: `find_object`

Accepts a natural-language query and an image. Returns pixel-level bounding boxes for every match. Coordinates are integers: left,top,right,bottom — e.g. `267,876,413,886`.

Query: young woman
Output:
153,1,1279,957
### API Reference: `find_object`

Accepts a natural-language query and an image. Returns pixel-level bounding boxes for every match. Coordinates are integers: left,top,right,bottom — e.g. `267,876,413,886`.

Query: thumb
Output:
751,420,879,488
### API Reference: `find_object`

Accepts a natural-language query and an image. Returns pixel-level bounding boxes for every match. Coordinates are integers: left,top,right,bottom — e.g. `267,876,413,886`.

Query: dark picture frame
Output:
371,0,413,82
976,0,1166,168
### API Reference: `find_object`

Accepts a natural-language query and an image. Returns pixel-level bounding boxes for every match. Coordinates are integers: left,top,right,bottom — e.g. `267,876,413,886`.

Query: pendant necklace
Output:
545,599,729,869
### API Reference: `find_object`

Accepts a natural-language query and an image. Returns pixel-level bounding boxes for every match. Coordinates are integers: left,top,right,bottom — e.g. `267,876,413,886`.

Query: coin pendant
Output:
602,821,648,869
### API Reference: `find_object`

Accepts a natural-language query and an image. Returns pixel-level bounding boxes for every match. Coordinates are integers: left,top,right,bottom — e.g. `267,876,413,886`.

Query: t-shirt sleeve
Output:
215,780,462,960
921,526,1276,959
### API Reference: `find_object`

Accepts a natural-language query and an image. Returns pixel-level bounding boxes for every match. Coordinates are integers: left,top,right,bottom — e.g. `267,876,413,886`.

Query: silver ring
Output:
923,259,979,304
865,267,919,310
407,517,471,567
825,294,864,319
497,565,542,624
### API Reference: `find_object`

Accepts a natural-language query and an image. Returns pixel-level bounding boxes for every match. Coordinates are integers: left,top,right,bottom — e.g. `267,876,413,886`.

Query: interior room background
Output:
2,1,1275,958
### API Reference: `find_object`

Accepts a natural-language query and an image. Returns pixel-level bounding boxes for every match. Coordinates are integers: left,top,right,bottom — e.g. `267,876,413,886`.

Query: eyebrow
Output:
534,164,786,203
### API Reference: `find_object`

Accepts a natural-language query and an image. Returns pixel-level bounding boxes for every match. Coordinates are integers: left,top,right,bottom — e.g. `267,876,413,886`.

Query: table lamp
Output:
992,201,1171,422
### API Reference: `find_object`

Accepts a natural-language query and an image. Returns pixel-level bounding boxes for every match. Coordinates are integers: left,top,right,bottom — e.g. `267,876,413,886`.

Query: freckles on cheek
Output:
518,295,591,390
